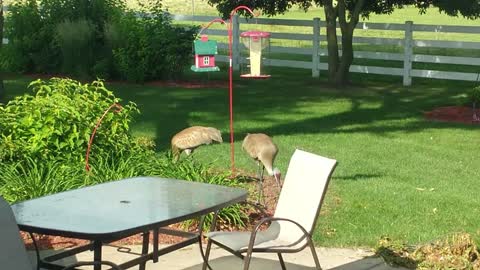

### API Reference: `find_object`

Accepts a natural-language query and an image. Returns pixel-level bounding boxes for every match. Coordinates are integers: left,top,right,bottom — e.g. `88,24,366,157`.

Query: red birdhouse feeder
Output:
191,35,220,72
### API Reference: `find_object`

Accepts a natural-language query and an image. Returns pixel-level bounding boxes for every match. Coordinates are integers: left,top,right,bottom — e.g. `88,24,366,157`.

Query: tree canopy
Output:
207,0,480,86
208,0,480,20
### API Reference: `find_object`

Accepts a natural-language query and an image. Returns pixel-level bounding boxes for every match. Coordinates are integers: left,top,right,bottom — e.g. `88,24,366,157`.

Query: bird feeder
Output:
240,31,271,78
191,35,220,72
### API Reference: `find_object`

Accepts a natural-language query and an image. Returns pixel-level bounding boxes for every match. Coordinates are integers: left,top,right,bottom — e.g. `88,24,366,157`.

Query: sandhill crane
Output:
242,133,281,204
171,126,222,160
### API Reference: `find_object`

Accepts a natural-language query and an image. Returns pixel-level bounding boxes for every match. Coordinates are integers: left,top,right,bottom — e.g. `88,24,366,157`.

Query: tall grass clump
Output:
150,153,249,230
55,19,95,78
0,158,84,202
106,1,198,82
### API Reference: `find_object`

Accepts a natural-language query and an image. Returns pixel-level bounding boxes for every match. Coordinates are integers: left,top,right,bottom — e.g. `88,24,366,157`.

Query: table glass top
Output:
12,177,247,237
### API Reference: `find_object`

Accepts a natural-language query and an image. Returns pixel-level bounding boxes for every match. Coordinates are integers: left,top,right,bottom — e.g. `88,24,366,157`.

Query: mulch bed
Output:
424,106,480,124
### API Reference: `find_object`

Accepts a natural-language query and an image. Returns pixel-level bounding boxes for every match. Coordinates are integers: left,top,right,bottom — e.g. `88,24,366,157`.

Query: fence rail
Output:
172,14,480,86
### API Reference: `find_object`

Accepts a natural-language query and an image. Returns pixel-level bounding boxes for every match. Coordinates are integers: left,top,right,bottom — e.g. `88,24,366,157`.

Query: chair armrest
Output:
62,260,122,270
246,216,312,251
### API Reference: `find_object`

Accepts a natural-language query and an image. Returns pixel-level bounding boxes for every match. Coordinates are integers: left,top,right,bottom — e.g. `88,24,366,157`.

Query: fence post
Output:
312,17,320,78
232,15,240,71
403,21,413,86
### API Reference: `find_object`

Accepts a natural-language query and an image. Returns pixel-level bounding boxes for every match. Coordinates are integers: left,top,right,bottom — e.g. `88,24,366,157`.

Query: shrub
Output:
5,0,125,76
0,78,139,163
0,158,84,202
468,86,480,107
107,5,198,82
55,19,95,78
4,0,55,73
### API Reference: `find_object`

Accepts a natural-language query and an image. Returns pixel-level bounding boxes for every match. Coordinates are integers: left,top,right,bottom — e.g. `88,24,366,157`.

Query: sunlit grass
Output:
5,68,480,248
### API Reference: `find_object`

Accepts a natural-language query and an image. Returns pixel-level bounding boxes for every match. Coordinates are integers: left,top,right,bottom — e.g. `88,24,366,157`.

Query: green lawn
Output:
5,68,480,248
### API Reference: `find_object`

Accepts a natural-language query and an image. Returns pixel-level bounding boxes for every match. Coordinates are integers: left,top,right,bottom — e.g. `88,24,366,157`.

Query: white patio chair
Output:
201,149,337,270
0,196,122,270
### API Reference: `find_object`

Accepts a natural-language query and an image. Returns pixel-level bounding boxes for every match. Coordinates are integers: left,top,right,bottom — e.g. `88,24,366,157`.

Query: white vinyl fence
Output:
3,7,480,86
172,14,480,86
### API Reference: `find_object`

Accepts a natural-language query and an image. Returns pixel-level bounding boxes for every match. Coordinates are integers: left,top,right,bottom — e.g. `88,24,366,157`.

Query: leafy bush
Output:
469,86,480,106
0,78,139,163
107,5,198,82
5,0,196,81
3,0,54,72
55,19,95,78
5,0,124,75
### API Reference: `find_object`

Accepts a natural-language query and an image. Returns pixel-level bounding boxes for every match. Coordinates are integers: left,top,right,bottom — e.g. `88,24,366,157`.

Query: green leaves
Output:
468,86,480,104
0,78,140,163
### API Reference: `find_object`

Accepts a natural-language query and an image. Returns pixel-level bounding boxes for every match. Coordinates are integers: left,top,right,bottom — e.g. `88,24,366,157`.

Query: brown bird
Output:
171,126,223,160
242,133,281,204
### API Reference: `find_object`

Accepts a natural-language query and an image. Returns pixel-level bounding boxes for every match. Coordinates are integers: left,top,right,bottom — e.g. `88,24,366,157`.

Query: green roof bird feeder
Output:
191,35,220,72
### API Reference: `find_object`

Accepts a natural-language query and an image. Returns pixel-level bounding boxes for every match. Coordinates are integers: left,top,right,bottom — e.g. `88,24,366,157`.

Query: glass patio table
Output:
12,176,248,270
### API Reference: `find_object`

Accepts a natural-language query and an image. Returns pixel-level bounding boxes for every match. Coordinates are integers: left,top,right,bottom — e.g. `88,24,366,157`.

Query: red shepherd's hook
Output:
85,103,123,172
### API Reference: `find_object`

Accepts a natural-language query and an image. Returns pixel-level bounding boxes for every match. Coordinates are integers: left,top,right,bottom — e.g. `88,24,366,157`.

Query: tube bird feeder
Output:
240,31,271,78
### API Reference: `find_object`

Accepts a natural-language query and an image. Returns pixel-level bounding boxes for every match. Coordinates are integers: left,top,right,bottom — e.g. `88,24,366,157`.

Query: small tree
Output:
207,0,480,87
469,85,480,121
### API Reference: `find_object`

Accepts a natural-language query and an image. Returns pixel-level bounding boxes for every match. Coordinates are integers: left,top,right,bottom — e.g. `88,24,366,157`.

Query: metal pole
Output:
228,6,257,174
228,15,235,173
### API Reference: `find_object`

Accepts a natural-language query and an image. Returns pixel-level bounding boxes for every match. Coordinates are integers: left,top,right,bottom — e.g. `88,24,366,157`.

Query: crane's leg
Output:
274,175,282,190
256,164,265,206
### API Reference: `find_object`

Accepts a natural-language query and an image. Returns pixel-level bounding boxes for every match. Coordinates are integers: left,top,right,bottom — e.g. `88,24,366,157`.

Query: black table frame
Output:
14,178,247,270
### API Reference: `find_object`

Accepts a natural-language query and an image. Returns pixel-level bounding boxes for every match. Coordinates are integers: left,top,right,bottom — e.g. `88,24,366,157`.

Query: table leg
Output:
153,228,159,263
139,231,150,270
93,240,102,270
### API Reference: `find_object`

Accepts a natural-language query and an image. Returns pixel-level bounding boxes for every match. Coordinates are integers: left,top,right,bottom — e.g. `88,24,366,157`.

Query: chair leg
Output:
308,240,322,270
201,239,213,270
277,253,287,270
243,249,254,270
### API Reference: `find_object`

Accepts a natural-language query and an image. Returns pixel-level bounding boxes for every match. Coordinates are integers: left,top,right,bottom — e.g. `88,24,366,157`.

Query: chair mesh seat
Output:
207,221,307,252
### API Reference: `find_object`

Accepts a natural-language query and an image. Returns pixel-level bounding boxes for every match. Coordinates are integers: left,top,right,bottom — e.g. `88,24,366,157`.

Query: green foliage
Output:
207,0,480,19
0,158,84,202
5,0,196,81
149,153,249,229
468,86,480,105
4,0,55,72
107,6,197,82
376,234,480,269
4,0,124,75
0,78,139,163
55,19,95,78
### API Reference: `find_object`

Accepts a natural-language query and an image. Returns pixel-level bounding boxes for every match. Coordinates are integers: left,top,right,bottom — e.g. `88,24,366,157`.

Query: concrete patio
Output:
32,244,408,270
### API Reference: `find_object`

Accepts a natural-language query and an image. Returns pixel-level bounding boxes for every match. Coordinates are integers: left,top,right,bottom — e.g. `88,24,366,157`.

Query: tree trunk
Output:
335,26,355,86
324,4,340,84
322,0,365,87
0,0,5,103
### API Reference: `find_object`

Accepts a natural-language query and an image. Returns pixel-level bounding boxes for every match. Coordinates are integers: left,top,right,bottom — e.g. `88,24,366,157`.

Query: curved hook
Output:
196,18,228,39
85,103,123,172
